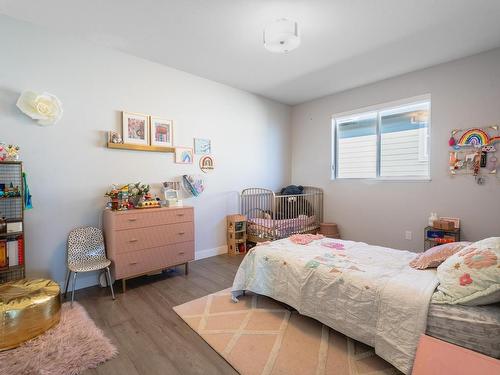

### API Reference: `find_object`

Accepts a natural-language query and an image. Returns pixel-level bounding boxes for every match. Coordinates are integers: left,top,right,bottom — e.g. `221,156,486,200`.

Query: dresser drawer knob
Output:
129,262,138,265
178,251,185,255
178,232,185,235
128,218,137,222
129,238,138,243
176,213,184,217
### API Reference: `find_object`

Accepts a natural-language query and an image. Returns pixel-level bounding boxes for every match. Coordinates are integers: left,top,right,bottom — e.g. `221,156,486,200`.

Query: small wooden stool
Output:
0,279,61,351
319,223,340,238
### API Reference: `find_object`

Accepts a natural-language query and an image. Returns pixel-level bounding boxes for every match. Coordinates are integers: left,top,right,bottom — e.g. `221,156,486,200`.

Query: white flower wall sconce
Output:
16,90,63,126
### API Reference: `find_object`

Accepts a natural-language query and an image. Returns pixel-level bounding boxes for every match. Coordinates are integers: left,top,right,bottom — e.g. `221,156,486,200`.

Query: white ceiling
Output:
2,0,500,105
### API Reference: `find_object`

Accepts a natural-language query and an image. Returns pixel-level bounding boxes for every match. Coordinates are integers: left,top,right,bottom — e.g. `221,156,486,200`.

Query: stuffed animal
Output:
274,185,313,219
280,185,304,195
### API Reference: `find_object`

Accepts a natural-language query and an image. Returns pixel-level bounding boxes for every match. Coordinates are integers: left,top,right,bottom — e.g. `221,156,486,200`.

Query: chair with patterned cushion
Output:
63,227,115,306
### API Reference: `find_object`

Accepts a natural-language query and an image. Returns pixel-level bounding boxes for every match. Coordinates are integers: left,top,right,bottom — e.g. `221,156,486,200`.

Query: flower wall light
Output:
16,90,63,126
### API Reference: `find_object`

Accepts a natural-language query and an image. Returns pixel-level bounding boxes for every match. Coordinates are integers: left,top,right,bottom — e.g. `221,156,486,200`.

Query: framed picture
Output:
175,147,194,164
122,111,149,145
150,117,173,147
194,138,211,155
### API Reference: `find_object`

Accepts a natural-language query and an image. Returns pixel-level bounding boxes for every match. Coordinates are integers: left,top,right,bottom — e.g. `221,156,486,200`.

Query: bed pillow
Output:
432,237,500,306
410,242,472,269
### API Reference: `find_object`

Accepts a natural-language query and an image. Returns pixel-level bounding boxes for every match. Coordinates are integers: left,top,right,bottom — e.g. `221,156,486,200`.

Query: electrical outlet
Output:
405,231,412,240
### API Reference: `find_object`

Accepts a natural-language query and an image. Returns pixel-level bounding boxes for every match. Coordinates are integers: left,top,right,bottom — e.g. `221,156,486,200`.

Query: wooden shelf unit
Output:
107,142,175,153
0,161,25,283
424,226,461,250
227,214,247,256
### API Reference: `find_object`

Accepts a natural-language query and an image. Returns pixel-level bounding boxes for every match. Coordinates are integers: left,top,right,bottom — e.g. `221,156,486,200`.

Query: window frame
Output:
331,94,431,182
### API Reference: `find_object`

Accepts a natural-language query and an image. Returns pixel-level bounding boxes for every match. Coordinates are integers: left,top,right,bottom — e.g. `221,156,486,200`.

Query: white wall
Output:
291,48,500,251
0,16,291,288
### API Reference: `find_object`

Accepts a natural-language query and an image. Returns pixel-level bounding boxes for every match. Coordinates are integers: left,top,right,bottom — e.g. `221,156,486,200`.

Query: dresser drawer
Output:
113,242,194,279
169,241,195,265
113,208,193,230
114,222,194,253
113,246,167,279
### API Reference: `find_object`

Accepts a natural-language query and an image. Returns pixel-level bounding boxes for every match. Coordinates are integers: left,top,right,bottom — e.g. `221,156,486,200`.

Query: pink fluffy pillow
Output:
410,242,472,269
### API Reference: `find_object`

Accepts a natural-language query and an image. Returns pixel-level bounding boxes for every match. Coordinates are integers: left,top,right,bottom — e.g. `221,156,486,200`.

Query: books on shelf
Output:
18,237,24,265
8,240,18,266
0,238,24,268
0,240,6,267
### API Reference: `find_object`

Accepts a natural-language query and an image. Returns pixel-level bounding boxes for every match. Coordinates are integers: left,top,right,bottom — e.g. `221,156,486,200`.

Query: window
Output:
332,96,430,180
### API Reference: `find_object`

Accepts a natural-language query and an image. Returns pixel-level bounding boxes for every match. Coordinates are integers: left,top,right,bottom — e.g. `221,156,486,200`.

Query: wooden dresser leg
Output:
185,262,189,275
122,279,126,293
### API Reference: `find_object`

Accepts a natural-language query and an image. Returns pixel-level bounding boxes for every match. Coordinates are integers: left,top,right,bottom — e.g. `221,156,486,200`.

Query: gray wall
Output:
291,48,500,251
0,16,291,289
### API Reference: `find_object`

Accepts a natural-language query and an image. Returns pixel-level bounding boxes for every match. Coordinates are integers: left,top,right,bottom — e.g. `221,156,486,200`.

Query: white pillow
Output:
432,237,500,306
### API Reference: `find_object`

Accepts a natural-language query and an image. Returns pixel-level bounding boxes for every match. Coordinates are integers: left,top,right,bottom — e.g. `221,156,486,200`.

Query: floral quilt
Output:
231,237,439,374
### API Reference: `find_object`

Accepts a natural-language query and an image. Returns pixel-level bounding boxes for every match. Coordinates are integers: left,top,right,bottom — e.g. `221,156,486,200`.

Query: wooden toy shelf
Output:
227,214,247,256
107,142,175,153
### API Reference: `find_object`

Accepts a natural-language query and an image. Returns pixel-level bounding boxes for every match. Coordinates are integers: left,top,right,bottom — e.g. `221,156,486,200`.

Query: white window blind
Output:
336,112,377,179
332,97,430,180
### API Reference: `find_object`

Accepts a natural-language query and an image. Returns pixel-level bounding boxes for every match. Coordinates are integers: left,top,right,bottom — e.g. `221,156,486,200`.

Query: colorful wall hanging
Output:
449,125,499,183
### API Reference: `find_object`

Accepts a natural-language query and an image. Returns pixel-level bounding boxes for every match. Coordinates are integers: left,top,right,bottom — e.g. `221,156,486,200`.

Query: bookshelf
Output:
0,161,25,282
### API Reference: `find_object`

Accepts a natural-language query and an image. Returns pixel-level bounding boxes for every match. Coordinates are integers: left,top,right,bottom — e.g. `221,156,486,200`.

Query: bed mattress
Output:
426,302,500,358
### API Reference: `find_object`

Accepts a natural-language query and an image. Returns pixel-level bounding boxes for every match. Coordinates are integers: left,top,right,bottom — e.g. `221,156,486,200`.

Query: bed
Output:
241,186,323,243
426,302,500,358
231,237,500,374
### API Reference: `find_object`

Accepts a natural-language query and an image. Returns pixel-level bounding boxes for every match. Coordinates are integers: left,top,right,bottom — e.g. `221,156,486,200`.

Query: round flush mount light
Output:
263,18,300,54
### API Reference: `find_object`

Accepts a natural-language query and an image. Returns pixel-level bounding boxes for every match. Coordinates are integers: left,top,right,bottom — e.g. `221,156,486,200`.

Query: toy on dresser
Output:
136,199,161,208
162,181,183,207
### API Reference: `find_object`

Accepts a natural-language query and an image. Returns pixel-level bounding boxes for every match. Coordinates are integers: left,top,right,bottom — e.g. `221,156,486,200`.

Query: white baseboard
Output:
195,245,228,260
58,246,228,292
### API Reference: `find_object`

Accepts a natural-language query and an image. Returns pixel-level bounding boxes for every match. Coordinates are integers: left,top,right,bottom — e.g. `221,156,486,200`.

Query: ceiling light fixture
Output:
263,18,300,54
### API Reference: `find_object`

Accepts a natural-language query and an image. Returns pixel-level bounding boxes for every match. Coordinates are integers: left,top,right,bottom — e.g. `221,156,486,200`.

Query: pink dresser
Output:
103,206,194,292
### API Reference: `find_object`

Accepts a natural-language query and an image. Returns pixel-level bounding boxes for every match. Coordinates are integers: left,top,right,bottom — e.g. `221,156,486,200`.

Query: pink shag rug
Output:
0,302,117,375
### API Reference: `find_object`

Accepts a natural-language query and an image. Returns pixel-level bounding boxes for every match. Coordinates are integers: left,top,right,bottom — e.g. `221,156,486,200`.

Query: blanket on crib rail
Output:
231,238,438,374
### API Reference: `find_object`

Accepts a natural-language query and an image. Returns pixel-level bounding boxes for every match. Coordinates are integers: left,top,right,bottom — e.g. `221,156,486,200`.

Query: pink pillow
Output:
410,242,472,269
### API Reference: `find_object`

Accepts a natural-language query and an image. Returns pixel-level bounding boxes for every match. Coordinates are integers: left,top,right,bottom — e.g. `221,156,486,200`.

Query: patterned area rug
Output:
0,302,117,375
174,289,399,375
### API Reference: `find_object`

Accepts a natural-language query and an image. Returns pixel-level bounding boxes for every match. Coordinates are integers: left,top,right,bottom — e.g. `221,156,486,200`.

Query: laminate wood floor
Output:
78,254,245,375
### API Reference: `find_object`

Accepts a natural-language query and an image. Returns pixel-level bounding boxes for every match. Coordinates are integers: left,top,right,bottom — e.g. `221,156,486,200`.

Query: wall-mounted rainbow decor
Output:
457,128,490,146
199,155,215,173
449,125,498,183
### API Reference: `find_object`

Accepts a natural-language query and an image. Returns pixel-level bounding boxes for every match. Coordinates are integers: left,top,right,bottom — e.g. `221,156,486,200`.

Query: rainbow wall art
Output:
457,128,490,146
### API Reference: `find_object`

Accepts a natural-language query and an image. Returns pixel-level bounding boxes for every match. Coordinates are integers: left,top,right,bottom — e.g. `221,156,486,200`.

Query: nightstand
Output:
424,226,461,250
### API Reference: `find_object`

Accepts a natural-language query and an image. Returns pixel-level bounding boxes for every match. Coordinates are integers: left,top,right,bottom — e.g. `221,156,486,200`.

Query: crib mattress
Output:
247,215,318,239
426,302,500,358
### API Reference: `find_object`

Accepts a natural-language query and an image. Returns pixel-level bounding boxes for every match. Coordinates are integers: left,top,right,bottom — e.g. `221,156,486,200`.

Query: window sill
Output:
330,177,432,183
